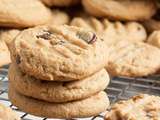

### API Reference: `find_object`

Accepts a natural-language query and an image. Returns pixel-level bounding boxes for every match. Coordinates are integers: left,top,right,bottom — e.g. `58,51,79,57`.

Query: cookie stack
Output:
8,25,110,118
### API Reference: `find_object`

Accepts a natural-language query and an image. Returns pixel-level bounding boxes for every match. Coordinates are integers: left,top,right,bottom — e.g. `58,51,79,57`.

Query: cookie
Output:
41,0,80,7
105,94,160,120
0,103,21,120
9,86,110,119
106,40,160,77
143,10,160,33
71,17,147,45
0,0,52,28
0,40,11,67
47,9,70,26
0,29,20,49
147,31,160,48
9,63,110,103
10,25,108,81
82,0,156,21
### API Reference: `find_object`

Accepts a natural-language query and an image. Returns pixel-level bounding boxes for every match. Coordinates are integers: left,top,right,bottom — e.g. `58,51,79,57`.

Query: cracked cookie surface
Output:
105,94,160,120
106,41,160,77
10,25,108,81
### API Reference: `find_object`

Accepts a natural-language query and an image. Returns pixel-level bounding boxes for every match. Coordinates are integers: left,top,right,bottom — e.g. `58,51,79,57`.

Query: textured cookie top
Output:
0,103,20,120
107,41,160,77
71,17,147,45
11,25,108,81
82,0,156,21
105,94,160,120
0,0,52,28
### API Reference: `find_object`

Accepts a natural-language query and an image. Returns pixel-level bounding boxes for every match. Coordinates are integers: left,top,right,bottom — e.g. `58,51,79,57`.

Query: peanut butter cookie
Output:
82,0,156,21
105,94,160,120
9,86,109,119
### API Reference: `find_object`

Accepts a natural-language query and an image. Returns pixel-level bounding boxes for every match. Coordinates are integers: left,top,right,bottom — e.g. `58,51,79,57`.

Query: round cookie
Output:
0,103,21,120
10,25,108,81
0,0,52,28
82,0,156,21
147,30,160,48
106,40,160,77
71,17,147,45
41,0,80,7
0,40,11,67
9,87,110,119
9,63,110,103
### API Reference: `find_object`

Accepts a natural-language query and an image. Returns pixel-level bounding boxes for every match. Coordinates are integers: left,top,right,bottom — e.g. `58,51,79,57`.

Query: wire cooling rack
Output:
0,65,160,120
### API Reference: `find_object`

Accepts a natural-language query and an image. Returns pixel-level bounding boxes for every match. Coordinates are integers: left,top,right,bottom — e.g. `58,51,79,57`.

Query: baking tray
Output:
0,65,160,120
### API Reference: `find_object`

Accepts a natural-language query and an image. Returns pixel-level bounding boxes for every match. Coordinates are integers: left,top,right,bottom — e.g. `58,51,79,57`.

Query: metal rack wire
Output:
0,65,160,120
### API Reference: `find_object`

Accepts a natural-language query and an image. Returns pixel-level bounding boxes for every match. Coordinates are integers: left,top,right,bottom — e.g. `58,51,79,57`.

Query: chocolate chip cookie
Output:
41,0,80,7
71,17,147,45
0,103,20,120
82,0,156,21
0,0,52,28
9,63,110,103
105,94,160,120
9,86,109,118
106,40,160,77
10,25,108,81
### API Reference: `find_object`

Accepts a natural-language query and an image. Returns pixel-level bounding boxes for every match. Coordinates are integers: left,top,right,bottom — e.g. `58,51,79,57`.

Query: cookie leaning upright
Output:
10,25,108,81
82,0,156,21
0,0,52,28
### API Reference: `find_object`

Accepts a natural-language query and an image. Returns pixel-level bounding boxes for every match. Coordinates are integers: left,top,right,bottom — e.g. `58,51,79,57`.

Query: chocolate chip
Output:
153,9,160,20
16,55,21,64
76,31,97,44
36,30,52,40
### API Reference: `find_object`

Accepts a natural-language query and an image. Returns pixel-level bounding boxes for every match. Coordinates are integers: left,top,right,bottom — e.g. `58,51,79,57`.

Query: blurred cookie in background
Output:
82,0,156,21
0,0,52,28
41,0,80,7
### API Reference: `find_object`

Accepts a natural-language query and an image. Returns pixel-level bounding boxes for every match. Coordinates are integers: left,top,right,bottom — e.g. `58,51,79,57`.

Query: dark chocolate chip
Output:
16,55,21,64
36,30,52,40
88,33,97,44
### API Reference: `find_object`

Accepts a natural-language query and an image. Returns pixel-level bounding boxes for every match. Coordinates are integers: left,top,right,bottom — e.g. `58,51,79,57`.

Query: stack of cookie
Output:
8,25,110,118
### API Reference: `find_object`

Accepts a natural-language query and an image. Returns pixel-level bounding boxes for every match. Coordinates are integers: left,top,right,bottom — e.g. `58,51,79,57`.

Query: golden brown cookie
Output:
41,0,80,7
147,30,160,48
9,63,110,103
0,0,52,28
82,0,156,21
0,40,11,67
0,103,21,120
71,17,147,45
105,94,160,120
106,40,160,77
10,25,108,81
9,86,110,119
